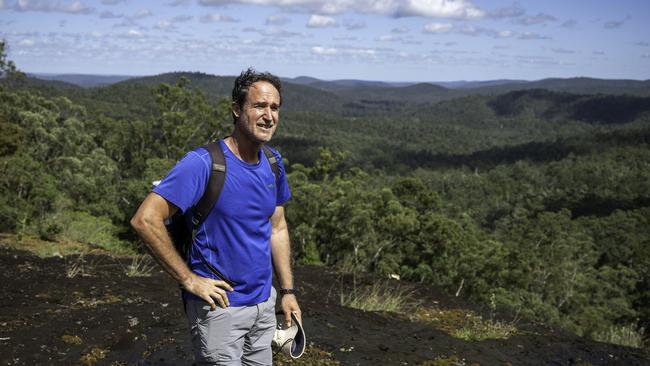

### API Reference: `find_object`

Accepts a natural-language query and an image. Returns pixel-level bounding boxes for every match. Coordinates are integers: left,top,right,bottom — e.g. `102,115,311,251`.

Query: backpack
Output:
164,141,280,286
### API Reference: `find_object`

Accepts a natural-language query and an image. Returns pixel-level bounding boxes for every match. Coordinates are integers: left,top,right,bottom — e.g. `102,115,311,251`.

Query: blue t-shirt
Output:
153,140,291,306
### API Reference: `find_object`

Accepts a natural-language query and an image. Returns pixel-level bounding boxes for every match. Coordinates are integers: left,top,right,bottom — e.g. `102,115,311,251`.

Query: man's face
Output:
233,81,280,144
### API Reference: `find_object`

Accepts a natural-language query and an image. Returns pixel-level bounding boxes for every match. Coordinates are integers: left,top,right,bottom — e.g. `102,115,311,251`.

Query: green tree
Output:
0,39,17,77
0,40,25,83
153,77,230,159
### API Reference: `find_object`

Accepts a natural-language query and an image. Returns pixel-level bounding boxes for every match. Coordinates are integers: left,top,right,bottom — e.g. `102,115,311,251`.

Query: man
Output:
131,68,301,365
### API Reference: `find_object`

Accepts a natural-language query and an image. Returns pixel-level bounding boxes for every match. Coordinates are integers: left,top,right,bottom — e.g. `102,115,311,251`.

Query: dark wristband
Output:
279,288,297,296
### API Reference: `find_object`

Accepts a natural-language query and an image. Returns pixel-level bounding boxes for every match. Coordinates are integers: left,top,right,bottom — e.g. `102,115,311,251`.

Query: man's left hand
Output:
281,294,301,327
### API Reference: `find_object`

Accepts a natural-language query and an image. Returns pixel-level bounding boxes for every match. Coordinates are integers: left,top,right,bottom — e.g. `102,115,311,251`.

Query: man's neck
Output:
225,132,261,163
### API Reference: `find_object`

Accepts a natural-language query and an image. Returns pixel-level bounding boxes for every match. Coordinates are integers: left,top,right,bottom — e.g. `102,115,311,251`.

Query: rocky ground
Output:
0,239,649,366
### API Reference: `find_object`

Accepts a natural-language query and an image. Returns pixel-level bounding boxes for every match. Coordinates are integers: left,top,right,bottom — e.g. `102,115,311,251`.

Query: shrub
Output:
58,211,135,254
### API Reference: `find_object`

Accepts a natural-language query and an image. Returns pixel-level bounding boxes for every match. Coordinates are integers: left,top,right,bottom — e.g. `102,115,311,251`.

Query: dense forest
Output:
1,40,649,349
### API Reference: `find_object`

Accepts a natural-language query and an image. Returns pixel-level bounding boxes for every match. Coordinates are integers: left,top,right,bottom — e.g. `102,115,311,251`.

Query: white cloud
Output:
376,35,400,42
310,46,384,61
172,15,193,22
343,20,365,30
101,0,125,4
0,0,5,8
488,4,524,19
311,46,338,55
200,13,238,23
198,0,485,19
19,39,35,46
604,17,629,29
167,0,190,5
517,13,557,26
423,22,452,33
497,30,512,38
307,14,337,28
266,14,290,25
561,19,577,28
396,0,484,19
518,31,550,40
126,29,144,38
99,10,123,19
264,26,308,37
155,20,174,30
391,27,409,34
551,48,575,54
12,0,94,14
425,23,530,39
512,54,556,65
133,9,153,18
310,46,380,58
332,34,357,41
642,53,650,59
243,26,308,38
112,18,137,28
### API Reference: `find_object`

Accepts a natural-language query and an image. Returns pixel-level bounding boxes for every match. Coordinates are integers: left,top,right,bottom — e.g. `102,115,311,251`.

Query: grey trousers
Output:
185,288,277,366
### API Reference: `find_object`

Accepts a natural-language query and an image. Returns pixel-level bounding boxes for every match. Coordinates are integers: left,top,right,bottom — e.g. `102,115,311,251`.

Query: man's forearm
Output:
269,206,301,325
132,213,194,285
271,224,294,289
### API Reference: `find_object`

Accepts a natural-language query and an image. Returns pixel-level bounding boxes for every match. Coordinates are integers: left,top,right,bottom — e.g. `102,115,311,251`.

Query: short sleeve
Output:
152,149,211,213
274,149,291,206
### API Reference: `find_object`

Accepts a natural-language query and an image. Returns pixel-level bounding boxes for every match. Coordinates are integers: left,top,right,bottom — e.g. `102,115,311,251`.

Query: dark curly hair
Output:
231,67,282,123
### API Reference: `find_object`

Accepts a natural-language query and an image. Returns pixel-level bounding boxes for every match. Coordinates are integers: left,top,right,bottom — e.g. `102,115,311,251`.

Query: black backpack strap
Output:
192,141,226,230
190,140,235,287
262,144,280,185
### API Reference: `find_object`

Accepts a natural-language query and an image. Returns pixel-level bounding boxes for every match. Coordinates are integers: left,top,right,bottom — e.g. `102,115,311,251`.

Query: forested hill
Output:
2,63,649,353
100,73,650,116
463,77,650,96
8,75,82,91
114,72,345,114
29,73,134,87
28,71,650,106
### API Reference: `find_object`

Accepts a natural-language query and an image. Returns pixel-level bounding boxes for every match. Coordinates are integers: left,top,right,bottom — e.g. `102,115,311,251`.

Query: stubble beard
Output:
237,118,276,145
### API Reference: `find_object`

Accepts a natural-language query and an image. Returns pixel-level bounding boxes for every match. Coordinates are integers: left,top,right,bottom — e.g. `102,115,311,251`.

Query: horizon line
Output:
25,70,650,84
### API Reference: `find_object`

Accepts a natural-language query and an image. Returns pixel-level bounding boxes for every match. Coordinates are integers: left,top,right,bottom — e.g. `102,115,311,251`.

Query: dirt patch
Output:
0,244,648,365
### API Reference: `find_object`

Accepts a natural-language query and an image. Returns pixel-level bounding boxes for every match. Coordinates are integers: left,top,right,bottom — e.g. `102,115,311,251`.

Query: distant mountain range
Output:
285,76,528,90
21,72,650,117
29,73,135,87
30,72,650,95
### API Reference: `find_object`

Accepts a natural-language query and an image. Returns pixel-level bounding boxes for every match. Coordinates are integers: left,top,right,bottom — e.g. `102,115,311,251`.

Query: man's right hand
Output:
182,273,233,310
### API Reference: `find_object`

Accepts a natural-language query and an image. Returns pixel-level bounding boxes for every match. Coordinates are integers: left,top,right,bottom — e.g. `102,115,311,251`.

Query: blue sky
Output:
1,0,649,81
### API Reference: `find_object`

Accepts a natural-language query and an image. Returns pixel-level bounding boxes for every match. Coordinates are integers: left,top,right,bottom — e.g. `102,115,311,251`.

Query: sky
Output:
1,0,649,82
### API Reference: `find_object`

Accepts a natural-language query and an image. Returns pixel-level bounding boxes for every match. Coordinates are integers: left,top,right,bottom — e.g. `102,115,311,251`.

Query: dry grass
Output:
65,252,93,278
79,347,108,366
61,334,83,345
340,282,417,313
125,254,155,277
451,315,518,341
413,306,518,341
593,324,646,349
421,354,480,366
